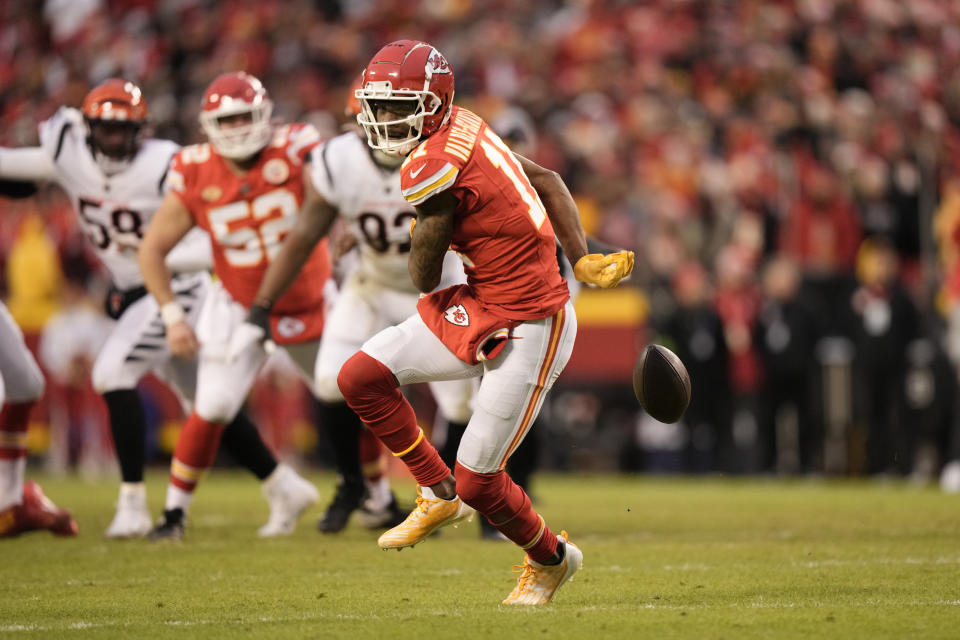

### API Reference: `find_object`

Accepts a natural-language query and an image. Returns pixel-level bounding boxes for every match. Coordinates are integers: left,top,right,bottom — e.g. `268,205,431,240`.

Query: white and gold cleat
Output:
502,531,583,605
377,488,474,550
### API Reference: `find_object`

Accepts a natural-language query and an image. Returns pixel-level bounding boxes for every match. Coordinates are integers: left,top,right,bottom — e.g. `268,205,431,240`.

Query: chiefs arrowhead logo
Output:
443,304,469,327
426,49,451,75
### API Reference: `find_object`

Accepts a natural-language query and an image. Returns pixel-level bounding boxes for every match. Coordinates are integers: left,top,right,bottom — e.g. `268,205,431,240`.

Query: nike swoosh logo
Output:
409,164,426,179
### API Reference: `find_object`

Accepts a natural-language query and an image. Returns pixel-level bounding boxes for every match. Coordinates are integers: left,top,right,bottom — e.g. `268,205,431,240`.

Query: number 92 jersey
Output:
168,123,331,318
38,107,181,290
311,131,464,294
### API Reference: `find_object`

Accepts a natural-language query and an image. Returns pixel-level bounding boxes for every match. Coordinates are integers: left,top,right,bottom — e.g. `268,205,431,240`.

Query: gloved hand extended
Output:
226,304,276,363
573,251,635,288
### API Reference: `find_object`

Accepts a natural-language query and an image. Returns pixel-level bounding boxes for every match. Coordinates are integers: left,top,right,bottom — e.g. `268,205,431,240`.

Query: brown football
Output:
633,344,691,423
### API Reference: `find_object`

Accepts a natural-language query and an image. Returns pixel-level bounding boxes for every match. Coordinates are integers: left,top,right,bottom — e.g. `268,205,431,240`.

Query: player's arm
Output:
410,191,456,292
514,153,633,288
0,147,57,197
137,191,199,358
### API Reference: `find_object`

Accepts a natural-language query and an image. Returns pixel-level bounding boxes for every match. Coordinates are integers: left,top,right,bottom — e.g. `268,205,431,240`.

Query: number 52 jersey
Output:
167,123,331,320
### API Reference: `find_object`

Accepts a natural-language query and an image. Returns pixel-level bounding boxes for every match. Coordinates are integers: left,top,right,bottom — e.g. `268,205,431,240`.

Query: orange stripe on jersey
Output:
498,308,566,470
403,164,459,205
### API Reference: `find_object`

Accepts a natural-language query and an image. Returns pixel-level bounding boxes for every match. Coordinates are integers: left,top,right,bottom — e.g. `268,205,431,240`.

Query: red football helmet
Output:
81,78,148,174
355,40,455,156
199,71,274,159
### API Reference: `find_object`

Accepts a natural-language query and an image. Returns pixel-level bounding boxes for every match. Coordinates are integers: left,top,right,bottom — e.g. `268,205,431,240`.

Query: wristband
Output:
160,301,186,327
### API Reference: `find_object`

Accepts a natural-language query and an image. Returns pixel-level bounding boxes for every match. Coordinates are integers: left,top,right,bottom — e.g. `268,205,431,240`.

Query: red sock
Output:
0,401,35,461
338,351,450,487
359,428,384,483
170,413,225,493
455,463,558,564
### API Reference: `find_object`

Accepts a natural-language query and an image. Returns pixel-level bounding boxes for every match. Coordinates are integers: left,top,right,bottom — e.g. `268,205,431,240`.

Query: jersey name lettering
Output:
443,109,483,161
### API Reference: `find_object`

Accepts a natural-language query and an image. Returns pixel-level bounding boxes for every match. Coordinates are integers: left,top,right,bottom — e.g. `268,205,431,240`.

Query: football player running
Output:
0,302,78,538
313,41,631,604
0,79,297,539
245,75,475,533
139,71,358,540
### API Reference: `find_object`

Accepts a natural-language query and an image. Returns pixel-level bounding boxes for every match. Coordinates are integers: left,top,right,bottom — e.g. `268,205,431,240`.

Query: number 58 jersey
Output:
168,123,330,317
37,107,185,290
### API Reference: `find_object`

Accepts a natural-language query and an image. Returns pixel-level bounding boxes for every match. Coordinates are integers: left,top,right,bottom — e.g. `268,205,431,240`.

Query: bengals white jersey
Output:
311,131,464,293
0,107,209,289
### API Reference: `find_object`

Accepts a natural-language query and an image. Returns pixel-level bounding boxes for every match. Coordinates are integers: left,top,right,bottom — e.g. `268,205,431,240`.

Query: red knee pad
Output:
339,351,449,487
338,351,398,417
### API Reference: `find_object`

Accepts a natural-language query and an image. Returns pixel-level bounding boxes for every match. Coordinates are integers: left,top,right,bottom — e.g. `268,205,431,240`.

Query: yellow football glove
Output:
573,251,635,288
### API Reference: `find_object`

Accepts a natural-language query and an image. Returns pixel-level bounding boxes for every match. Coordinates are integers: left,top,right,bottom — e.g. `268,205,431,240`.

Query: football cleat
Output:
105,485,152,539
0,482,78,538
316,481,366,534
356,493,409,530
258,465,319,537
148,508,185,542
377,488,474,550
502,531,583,605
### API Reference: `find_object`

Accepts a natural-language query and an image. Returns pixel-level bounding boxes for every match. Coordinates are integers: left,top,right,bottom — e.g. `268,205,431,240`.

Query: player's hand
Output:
226,304,275,363
573,251,635,288
167,321,200,359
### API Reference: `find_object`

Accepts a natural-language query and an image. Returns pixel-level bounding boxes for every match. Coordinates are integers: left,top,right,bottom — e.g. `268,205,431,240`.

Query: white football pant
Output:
360,300,576,473
0,302,45,405
193,279,320,424
316,271,474,423
91,273,208,410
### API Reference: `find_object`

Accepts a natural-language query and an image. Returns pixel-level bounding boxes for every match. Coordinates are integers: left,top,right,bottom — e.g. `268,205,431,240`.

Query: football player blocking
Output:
137,71,395,539
0,79,296,539
280,40,631,604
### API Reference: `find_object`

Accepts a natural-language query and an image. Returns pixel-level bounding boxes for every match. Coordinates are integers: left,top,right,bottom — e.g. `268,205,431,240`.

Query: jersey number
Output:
478,129,547,229
357,211,416,254
208,189,298,267
78,198,143,250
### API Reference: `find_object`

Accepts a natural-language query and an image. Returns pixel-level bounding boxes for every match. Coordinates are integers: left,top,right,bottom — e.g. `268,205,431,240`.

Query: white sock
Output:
261,463,289,492
365,476,392,510
118,482,146,505
0,458,25,511
165,484,194,513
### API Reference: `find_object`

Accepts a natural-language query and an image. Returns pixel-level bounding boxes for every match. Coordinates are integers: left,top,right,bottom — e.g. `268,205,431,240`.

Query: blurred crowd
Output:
5,0,960,482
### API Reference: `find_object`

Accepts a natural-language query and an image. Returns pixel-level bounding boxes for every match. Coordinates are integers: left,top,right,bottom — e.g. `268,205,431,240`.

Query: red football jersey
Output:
400,106,569,321
168,123,331,338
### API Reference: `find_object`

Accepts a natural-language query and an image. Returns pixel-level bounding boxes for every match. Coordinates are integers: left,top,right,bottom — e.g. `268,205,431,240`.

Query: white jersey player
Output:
310,129,475,525
0,78,307,539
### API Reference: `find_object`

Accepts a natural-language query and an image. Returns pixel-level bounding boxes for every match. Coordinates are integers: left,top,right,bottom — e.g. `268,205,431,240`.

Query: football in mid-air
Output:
633,344,691,424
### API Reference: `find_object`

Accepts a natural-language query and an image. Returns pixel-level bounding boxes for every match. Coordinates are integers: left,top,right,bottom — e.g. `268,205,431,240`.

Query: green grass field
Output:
2,471,958,639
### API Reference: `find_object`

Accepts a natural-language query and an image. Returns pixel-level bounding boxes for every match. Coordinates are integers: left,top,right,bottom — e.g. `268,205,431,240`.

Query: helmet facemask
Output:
85,119,143,175
199,96,273,160
356,82,442,157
